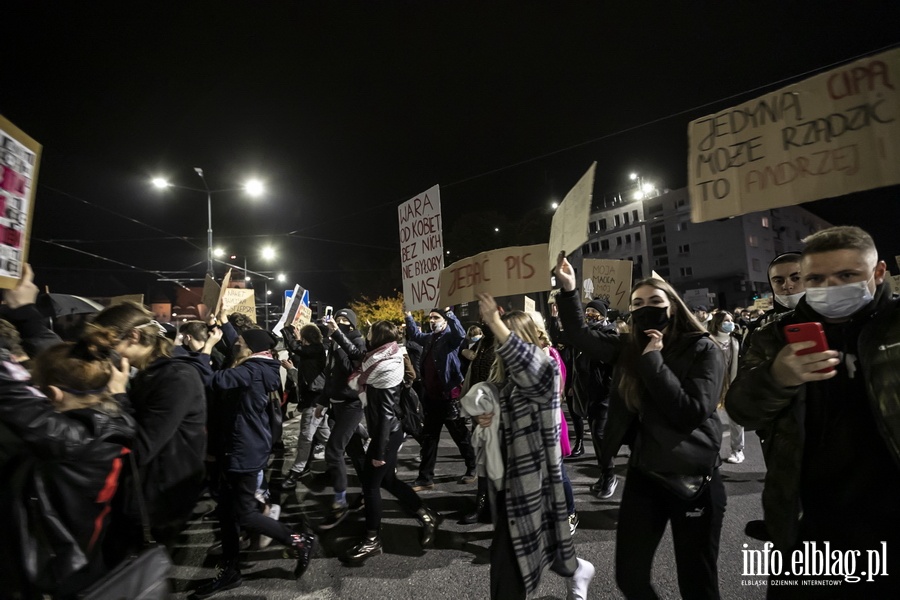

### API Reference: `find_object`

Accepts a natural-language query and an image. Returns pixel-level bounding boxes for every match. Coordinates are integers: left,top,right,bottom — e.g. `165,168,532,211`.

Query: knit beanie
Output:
586,299,608,317
429,308,449,321
335,308,358,329
241,329,278,353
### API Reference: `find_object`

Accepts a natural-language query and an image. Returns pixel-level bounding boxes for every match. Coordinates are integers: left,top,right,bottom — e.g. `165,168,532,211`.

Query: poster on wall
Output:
0,115,41,289
689,48,900,223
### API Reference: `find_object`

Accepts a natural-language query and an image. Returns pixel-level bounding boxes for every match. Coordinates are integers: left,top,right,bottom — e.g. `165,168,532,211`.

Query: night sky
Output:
3,2,899,306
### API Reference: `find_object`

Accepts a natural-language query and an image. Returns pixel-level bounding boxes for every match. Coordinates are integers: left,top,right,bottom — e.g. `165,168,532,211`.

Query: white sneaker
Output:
258,504,281,549
726,451,745,464
566,558,595,600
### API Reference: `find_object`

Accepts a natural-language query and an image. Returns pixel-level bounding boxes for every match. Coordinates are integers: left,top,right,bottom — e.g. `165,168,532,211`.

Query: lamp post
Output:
629,172,657,201
151,170,265,275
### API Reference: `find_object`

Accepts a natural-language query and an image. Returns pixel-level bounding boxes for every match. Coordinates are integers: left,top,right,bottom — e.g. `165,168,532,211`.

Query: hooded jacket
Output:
0,353,136,596
726,282,900,551
317,325,367,405
208,355,283,472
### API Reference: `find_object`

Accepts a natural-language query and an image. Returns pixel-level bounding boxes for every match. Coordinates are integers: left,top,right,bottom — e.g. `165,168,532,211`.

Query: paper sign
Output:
890,274,900,294
212,269,233,318
754,297,774,311
581,259,632,313
524,296,535,313
399,184,444,312
549,163,596,272
290,289,312,328
689,47,900,222
683,288,710,310
438,244,551,306
895,256,900,271
0,115,41,289
651,270,666,281
110,294,144,307
222,287,256,321
273,284,301,335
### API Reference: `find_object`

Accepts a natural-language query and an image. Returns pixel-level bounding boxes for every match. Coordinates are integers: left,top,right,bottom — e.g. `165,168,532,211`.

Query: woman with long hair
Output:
708,311,743,464
329,319,439,563
555,253,726,599
473,295,594,600
0,268,135,598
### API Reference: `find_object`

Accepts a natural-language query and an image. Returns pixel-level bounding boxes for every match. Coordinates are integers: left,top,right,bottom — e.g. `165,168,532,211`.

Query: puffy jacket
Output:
557,289,724,476
125,355,207,527
0,353,135,597
405,311,465,398
726,283,900,550
209,355,282,473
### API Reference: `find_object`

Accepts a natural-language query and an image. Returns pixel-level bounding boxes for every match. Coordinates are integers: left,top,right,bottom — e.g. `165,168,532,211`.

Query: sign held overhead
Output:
548,163,596,273
398,184,443,312
438,244,551,307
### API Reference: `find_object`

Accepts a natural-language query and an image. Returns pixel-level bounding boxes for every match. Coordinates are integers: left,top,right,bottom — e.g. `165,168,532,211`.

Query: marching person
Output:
556,252,726,599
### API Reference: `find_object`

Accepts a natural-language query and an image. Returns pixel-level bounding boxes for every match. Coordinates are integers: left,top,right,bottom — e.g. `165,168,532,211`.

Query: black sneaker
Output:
597,474,618,499
348,494,366,513
317,502,349,530
283,469,308,488
289,532,316,579
569,439,585,458
341,534,383,564
195,562,242,598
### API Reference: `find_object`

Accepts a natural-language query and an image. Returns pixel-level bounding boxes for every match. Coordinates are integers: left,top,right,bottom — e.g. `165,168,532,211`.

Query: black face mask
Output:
631,306,670,334
338,323,352,335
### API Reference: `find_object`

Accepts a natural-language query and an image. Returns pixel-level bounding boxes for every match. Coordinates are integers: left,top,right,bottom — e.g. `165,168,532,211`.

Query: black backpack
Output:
395,385,423,438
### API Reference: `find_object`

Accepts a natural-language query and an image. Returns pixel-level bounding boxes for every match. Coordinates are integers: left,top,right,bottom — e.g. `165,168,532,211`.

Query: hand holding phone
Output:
771,322,840,386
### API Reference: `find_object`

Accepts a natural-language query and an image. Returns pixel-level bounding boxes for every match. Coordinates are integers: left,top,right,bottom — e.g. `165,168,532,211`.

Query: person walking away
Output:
708,311,743,464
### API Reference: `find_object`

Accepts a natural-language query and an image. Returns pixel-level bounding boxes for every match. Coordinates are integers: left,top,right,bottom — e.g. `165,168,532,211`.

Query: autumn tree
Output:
349,291,425,333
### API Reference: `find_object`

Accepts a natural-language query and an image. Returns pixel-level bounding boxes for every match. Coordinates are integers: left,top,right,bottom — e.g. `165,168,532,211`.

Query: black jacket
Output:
208,356,283,473
557,289,724,476
0,353,135,597
317,326,366,405
285,343,326,409
125,355,207,527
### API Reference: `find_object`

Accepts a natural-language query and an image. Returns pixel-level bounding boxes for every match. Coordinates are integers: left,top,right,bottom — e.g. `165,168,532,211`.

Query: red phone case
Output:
783,322,834,373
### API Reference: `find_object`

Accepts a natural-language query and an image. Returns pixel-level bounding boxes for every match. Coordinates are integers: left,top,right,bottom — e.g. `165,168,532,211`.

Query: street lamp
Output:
150,169,266,275
629,172,657,201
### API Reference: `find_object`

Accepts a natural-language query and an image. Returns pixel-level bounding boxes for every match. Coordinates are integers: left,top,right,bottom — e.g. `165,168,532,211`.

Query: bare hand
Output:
315,405,326,419
642,329,664,354
327,319,338,333
770,341,840,387
3,264,38,309
371,459,385,467
461,348,476,361
477,293,501,325
204,327,223,353
475,412,494,428
555,252,576,292
108,357,131,395
280,359,294,370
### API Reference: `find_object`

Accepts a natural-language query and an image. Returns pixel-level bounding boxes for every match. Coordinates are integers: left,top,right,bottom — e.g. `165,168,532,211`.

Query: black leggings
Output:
615,468,726,600
218,471,299,562
362,428,424,531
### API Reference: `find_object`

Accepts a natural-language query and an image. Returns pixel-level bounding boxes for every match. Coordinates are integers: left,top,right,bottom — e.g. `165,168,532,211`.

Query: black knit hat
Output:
429,308,449,320
241,329,278,353
586,299,608,317
335,308,358,329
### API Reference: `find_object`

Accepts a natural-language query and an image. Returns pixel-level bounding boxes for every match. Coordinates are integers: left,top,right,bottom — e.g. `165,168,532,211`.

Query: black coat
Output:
286,343,326,409
317,327,366,405
557,289,724,476
126,355,207,527
0,352,135,596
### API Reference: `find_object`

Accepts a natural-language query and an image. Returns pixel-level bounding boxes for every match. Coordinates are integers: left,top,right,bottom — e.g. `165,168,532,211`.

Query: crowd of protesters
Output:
0,224,898,599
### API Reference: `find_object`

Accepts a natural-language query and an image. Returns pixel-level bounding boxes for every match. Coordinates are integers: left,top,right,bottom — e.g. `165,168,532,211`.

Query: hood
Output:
246,355,283,392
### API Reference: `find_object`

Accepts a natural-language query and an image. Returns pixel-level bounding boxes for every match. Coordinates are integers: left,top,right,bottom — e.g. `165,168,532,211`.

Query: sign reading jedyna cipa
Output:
0,114,41,289
548,162,596,273
399,184,443,312
438,244,551,307
689,47,900,223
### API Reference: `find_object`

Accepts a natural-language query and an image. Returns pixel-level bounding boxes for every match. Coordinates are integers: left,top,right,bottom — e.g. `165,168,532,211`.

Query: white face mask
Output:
774,291,805,309
804,279,874,319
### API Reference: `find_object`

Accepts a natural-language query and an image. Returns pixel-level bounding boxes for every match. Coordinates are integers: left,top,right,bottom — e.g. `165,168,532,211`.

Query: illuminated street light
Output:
494,227,500,233
629,173,638,181
276,273,286,283
150,168,266,275
261,246,276,261
213,247,226,258
551,201,559,210
642,182,655,194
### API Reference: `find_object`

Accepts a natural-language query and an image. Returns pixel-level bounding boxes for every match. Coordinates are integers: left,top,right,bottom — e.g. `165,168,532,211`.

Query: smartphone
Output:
783,322,834,374
324,305,334,322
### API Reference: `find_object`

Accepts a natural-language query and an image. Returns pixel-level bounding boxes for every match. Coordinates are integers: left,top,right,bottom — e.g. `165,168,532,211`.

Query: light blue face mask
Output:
805,278,874,319
720,321,736,334
470,335,483,342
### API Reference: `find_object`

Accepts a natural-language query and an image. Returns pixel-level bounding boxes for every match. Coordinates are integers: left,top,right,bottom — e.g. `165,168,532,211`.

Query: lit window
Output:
749,235,759,247
761,216,770,228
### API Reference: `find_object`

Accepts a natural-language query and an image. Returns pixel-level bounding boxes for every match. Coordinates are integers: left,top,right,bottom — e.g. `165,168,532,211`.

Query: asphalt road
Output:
169,409,768,599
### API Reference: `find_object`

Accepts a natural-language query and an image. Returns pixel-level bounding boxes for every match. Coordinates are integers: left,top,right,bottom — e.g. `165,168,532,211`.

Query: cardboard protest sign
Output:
548,163,596,272
222,288,256,322
399,184,443,312
689,47,900,222
581,259,632,313
438,244,550,306
110,294,144,307
0,115,41,289
524,296,535,314
212,269,233,317
754,297,774,311
895,256,900,271
683,288,710,310
890,274,900,294
200,274,220,316
290,289,312,328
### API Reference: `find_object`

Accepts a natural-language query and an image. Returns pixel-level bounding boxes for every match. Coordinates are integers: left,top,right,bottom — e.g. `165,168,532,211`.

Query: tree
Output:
349,291,425,332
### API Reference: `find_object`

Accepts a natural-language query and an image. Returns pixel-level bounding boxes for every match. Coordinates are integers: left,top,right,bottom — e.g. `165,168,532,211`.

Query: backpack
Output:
395,385,423,438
